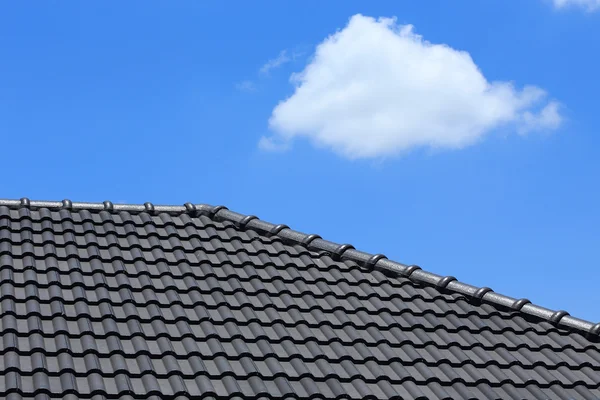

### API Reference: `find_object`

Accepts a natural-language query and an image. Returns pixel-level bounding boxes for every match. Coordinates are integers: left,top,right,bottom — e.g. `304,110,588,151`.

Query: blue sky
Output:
1,1,600,321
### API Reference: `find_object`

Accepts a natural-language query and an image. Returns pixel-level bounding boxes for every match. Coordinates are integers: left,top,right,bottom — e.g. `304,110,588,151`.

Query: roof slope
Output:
0,198,599,400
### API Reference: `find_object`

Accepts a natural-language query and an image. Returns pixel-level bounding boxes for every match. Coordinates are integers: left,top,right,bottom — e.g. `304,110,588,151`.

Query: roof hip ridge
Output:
2,197,599,339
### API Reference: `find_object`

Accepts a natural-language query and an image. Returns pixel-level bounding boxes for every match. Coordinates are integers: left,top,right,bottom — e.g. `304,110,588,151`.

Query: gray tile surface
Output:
0,205,599,399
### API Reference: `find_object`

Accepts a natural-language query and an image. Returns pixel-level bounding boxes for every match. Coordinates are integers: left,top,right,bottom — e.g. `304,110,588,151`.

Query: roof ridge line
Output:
2,197,599,339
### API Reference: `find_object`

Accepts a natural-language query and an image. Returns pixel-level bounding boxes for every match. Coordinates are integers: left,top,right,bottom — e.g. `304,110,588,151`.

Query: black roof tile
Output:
0,199,598,399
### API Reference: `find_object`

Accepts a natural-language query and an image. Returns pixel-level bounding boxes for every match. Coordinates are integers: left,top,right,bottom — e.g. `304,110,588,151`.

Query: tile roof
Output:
0,197,599,399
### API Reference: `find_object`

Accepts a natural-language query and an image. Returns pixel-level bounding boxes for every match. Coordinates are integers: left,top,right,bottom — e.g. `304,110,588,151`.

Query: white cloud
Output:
263,14,562,159
260,50,291,74
235,80,257,92
519,101,562,134
553,0,600,11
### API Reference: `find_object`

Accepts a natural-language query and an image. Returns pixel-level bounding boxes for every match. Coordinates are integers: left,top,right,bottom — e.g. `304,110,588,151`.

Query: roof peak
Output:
2,197,599,339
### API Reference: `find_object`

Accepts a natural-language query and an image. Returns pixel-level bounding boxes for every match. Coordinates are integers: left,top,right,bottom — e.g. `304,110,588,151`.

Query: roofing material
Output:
0,198,599,399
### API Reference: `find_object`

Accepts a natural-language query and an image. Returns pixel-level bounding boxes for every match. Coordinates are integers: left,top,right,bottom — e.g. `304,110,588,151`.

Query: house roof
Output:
0,198,599,399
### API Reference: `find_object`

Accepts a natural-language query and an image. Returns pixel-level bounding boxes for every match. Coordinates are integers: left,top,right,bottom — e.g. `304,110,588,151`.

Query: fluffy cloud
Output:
554,0,600,11
262,15,562,159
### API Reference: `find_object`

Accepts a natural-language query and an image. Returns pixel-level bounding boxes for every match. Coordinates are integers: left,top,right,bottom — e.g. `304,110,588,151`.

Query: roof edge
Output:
2,197,599,339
